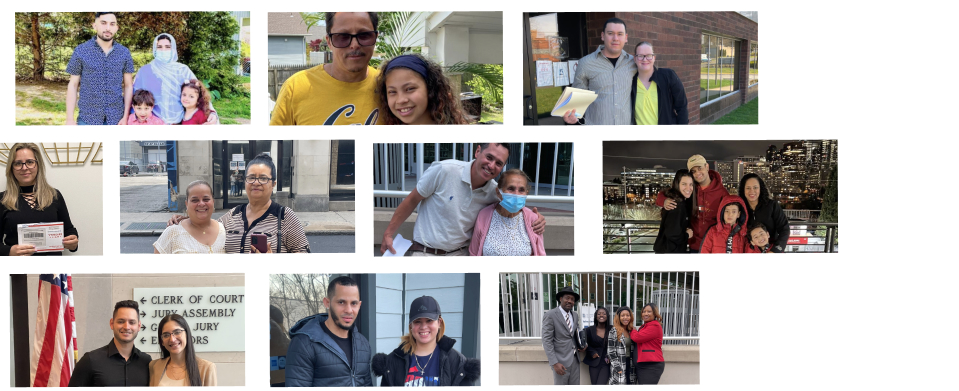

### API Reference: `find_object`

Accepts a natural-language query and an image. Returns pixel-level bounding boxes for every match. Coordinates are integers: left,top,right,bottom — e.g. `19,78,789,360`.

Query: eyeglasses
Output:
245,176,273,184
13,160,37,169
328,31,378,48
635,54,656,61
161,329,185,340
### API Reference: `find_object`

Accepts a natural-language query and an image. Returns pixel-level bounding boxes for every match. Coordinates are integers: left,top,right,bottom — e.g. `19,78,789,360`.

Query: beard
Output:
114,328,137,343
329,310,352,331
97,31,114,42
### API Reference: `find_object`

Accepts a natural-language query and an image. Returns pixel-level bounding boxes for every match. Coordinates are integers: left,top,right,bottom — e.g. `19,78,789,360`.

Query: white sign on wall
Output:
232,154,245,162
133,286,245,352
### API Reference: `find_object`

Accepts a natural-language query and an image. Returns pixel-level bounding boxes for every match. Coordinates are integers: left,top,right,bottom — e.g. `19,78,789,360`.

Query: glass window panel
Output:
700,34,709,104
709,36,718,102
334,140,354,186
555,142,573,188
282,140,293,191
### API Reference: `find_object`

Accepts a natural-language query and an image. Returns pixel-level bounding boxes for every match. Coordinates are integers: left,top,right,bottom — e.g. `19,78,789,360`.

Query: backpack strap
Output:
276,206,284,253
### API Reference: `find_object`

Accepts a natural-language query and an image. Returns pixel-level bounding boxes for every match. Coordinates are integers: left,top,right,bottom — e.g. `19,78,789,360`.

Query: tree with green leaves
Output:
181,12,242,98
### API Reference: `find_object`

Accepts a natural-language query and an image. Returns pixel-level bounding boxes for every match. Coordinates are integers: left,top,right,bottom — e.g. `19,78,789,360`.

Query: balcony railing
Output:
373,190,573,204
499,272,699,345
603,220,839,253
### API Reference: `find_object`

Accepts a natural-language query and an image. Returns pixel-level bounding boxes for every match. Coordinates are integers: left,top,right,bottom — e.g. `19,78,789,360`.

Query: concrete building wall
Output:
26,274,246,386
499,343,698,385
39,145,103,255
469,32,504,64
175,141,214,209
291,140,332,212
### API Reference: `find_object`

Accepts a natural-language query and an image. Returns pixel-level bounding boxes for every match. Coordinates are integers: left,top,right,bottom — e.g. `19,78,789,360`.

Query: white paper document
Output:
383,233,412,257
17,222,64,253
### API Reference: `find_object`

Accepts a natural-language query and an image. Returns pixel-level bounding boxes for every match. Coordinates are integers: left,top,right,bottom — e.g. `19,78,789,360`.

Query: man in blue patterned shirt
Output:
65,12,134,125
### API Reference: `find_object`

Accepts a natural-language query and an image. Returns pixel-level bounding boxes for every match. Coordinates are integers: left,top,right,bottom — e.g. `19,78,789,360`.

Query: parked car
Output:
120,161,139,175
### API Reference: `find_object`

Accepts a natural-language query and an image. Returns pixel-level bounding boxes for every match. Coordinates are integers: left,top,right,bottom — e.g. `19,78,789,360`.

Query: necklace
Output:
188,219,210,235
413,349,435,375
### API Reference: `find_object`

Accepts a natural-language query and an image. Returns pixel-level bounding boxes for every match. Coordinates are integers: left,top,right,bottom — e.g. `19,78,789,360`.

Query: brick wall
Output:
585,12,758,124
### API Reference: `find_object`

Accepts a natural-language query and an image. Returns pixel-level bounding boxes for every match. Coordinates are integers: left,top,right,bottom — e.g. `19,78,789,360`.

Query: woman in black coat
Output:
654,169,696,253
630,41,689,125
739,173,790,252
583,307,612,384
371,296,480,386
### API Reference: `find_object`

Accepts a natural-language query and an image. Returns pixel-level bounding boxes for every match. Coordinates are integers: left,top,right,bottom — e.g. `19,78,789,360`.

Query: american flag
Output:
30,274,77,387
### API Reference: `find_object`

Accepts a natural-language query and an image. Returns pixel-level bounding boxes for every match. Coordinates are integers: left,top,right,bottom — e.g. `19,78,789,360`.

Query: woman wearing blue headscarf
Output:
132,33,218,124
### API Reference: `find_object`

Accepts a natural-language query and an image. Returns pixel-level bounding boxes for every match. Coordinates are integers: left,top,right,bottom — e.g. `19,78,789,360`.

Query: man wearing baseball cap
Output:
541,286,586,385
656,154,729,252
372,296,480,386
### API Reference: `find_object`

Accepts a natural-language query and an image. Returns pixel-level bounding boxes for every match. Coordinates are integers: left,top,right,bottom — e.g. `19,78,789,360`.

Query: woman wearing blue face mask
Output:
130,33,218,124
469,169,546,256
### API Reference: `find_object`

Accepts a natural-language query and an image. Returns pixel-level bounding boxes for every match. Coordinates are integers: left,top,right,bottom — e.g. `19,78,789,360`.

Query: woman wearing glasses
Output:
168,153,310,253
1,143,79,256
150,314,217,386
631,42,688,125
154,180,225,254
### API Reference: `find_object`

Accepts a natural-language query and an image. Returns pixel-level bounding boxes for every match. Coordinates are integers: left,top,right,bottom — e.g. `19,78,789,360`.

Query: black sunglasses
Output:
328,31,378,48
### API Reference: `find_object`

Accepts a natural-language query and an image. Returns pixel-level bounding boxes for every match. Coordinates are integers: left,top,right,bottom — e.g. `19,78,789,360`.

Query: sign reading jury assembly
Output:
133,287,245,352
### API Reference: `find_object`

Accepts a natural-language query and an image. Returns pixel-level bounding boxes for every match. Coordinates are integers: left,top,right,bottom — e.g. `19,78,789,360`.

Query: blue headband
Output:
385,55,429,81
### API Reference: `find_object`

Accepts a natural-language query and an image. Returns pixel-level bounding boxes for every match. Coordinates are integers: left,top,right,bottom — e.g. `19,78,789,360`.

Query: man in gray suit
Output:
542,286,586,385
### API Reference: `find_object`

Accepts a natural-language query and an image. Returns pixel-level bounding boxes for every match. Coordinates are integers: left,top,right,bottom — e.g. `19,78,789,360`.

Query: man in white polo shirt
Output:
380,143,545,256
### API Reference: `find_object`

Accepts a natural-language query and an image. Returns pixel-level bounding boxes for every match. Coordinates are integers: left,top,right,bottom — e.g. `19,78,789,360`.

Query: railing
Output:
373,190,573,204
603,220,839,253
499,272,699,345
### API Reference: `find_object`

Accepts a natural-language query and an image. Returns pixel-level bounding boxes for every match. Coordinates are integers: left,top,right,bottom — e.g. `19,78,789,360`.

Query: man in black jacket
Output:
285,276,372,387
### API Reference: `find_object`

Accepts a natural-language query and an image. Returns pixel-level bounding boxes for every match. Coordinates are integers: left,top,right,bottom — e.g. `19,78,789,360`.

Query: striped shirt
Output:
571,45,637,125
219,202,310,253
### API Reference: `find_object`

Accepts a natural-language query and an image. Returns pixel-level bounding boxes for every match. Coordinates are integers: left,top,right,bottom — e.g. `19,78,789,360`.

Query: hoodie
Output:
657,169,729,251
700,195,749,253
285,313,372,387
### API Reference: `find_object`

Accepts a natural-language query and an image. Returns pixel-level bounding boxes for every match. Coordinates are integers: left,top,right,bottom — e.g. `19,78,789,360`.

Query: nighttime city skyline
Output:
603,140,819,178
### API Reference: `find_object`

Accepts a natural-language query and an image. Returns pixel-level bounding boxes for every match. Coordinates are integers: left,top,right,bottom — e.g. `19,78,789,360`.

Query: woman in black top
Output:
1,143,78,256
584,307,612,385
654,169,696,253
739,173,790,253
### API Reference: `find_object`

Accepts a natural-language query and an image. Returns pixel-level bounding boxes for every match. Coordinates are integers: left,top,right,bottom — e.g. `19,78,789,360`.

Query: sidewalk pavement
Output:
120,210,355,236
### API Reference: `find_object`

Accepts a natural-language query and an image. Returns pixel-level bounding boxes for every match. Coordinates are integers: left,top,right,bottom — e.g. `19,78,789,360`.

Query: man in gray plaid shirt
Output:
563,18,637,125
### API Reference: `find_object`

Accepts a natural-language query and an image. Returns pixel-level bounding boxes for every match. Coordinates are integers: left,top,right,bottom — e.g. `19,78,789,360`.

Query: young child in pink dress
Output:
179,79,210,125
126,89,166,125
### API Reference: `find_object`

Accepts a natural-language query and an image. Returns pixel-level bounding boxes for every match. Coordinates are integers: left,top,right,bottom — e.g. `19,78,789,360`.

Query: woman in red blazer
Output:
629,303,665,384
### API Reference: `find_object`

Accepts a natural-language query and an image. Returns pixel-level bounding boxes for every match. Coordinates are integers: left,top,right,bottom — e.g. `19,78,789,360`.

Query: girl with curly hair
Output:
375,54,468,125
179,79,212,125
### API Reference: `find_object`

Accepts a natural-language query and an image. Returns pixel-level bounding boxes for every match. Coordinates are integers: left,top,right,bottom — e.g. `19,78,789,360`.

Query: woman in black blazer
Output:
583,307,612,384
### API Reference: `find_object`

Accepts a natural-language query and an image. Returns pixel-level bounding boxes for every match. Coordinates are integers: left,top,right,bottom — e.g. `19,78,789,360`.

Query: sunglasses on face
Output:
327,31,378,48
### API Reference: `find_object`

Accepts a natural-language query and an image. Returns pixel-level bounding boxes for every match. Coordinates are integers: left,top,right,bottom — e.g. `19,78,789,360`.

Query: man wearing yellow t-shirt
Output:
271,12,385,125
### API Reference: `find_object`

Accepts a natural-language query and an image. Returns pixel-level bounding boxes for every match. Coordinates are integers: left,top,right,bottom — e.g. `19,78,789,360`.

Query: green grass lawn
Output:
480,110,503,123
700,79,735,90
535,87,564,117
710,98,758,125
215,93,251,124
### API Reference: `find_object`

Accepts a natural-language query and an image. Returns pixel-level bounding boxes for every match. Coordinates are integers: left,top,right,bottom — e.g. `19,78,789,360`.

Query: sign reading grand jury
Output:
133,287,245,352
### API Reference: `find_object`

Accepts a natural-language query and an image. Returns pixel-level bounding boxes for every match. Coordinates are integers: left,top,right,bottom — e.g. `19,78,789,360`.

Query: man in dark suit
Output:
541,286,585,385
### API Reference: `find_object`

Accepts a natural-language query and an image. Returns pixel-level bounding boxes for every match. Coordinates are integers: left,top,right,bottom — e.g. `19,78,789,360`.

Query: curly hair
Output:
738,173,771,211
181,79,211,118
375,54,468,125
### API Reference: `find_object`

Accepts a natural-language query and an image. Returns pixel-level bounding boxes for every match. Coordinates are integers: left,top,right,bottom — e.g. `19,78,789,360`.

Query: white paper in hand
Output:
383,233,412,257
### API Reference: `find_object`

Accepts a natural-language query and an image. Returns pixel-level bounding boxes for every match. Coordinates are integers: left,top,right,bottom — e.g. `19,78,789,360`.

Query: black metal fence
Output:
603,220,839,253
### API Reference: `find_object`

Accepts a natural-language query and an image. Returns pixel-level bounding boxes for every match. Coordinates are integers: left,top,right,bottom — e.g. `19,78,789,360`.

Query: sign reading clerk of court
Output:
133,287,245,352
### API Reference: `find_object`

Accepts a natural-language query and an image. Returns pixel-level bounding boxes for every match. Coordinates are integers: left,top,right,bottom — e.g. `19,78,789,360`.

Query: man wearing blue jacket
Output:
285,276,373,387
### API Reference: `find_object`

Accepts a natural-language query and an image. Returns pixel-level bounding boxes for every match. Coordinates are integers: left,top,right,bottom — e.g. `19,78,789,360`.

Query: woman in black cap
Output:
372,295,480,386
583,307,612,384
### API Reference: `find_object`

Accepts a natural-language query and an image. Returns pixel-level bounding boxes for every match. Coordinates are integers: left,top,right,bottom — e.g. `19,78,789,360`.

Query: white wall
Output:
28,143,104,256
469,32,504,64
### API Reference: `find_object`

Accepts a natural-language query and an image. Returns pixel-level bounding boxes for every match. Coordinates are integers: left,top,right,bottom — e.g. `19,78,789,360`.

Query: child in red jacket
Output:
700,195,749,253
